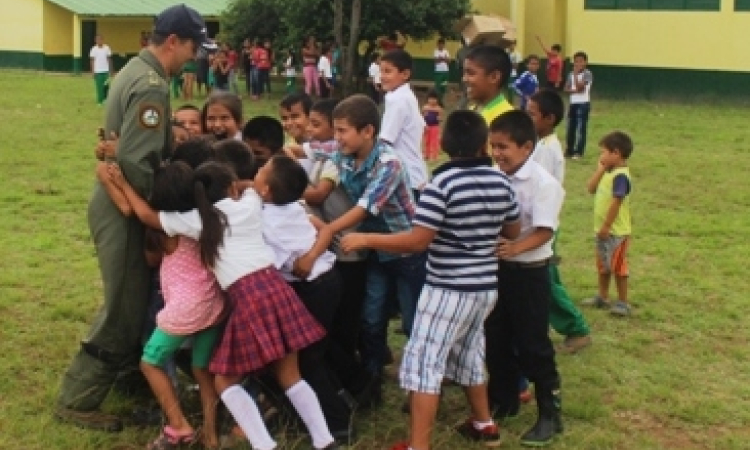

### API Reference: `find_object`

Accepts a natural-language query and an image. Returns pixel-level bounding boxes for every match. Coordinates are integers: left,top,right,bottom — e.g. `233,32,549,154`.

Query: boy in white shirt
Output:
565,51,593,159
89,34,112,105
527,89,592,354
318,45,334,99
379,49,429,198
486,110,564,447
367,53,382,105
433,38,451,102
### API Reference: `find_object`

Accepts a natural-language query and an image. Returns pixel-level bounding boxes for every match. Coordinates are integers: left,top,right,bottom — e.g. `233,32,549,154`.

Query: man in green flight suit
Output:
55,4,208,432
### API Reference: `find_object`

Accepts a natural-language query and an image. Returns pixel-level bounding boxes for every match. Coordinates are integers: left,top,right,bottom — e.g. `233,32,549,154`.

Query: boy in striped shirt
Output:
342,110,521,450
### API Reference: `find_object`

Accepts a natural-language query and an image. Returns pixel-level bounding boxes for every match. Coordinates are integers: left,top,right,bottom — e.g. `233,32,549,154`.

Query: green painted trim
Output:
583,64,750,98
44,55,74,72
0,50,44,70
585,0,720,10
412,57,461,84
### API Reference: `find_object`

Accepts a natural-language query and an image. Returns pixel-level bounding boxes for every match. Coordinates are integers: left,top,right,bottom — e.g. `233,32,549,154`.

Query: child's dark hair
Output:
526,54,540,63
426,89,442,107
202,92,243,134
171,137,213,169
212,140,256,179
310,99,339,126
371,52,380,62
280,92,313,116
175,104,201,116
441,111,488,158
380,49,413,75
146,162,196,254
465,45,511,87
489,110,537,148
192,162,236,268
265,155,309,205
552,44,562,52
332,94,380,135
149,162,195,212
599,131,633,159
573,51,588,62
242,116,284,153
530,89,565,127
437,38,445,45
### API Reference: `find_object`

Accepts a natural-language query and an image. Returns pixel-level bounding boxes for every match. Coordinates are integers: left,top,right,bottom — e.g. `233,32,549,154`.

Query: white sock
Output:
286,380,335,449
473,419,495,430
220,385,277,450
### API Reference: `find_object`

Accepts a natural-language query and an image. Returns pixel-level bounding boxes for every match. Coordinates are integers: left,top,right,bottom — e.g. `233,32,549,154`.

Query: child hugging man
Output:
294,94,426,407
460,45,514,127
485,110,564,447
340,110,521,450
527,89,592,353
583,131,633,316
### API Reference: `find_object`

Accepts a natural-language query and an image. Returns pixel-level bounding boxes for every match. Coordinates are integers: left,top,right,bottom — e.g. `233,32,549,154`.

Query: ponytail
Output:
193,176,228,269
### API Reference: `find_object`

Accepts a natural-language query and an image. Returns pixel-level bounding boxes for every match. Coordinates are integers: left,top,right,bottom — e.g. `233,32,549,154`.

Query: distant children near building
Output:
89,34,112,105
536,35,563,90
512,54,540,111
565,51,593,159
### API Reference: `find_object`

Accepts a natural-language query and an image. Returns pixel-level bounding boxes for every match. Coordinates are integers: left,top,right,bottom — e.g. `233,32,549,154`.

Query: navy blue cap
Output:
154,4,208,45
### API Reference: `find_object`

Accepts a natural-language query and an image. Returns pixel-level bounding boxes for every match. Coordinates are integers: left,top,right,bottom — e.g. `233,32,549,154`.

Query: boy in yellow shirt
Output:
584,131,634,316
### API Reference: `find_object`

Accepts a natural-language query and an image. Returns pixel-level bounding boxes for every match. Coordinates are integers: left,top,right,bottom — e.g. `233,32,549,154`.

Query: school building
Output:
407,0,750,97
0,0,222,73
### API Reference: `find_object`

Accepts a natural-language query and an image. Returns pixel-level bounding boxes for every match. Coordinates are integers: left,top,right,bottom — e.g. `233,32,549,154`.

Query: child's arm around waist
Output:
106,164,163,230
497,228,553,259
341,225,435,255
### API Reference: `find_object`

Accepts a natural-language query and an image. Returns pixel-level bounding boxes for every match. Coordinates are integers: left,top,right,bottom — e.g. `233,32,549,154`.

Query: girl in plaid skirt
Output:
108,161,337,450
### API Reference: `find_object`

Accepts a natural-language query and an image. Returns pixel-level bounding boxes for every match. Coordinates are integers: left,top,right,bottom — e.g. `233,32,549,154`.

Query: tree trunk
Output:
342,0,361,96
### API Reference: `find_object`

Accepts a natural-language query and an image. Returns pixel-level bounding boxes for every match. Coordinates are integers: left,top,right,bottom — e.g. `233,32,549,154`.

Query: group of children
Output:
92,42,633,450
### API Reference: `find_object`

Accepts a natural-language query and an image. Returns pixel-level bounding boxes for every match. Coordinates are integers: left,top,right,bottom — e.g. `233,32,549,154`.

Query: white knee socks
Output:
220,385,277,450
286,380,335,449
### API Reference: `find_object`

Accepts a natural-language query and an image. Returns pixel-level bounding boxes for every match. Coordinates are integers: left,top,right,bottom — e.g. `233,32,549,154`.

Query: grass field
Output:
1,71,749,450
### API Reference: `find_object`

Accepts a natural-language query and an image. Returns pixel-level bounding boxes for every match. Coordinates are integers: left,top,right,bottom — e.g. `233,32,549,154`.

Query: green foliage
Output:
219,0,286,49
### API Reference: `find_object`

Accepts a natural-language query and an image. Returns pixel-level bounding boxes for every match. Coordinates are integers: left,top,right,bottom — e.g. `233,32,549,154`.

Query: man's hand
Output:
95,131,119,161
341,233,368,254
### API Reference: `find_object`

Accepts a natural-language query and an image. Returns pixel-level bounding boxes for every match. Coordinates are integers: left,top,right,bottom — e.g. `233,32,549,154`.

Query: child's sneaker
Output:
456,419,502,447
581,295,610,309
610,300,632,316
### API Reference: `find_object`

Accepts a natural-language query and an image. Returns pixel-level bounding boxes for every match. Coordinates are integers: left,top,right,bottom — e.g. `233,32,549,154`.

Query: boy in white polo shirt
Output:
379,49,429,198
486,110,564,447
341,110,521,450
89,34,112,105
565,51,593,159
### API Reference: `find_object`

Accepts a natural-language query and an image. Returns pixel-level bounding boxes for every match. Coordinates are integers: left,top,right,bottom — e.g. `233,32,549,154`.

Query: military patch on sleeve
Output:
138,103,163,129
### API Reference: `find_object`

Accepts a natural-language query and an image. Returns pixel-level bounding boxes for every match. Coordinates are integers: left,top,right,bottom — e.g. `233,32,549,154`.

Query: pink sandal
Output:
146,426,195,449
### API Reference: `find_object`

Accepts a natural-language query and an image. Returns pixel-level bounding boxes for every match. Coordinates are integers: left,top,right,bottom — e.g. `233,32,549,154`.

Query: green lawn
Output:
1,71,749,449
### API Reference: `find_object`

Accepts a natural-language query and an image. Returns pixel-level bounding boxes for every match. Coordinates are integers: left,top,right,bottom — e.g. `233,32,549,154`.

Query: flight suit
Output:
58,48,172,412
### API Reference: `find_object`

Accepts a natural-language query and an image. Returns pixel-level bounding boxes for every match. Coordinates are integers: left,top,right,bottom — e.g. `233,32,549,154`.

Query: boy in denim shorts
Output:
583,131,634,316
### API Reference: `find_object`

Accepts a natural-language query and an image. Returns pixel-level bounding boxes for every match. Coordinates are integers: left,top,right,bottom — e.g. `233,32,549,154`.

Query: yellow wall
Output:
43,0,73,55
97,18,154,55
566,0,750,71
0,0,43,52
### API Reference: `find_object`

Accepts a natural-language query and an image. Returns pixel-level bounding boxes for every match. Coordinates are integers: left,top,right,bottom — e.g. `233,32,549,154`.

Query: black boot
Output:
520,385,563,447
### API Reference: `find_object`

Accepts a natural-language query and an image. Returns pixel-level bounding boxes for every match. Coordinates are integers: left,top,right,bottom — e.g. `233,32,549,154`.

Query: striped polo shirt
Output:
415,157,520,291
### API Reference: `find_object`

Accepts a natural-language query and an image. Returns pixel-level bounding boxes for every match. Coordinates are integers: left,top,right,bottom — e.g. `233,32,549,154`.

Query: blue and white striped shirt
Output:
414,157,520,291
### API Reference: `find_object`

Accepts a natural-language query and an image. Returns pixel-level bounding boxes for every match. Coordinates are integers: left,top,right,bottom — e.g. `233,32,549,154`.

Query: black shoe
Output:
519,388,563,447
54,407,123,432
353,373,382,409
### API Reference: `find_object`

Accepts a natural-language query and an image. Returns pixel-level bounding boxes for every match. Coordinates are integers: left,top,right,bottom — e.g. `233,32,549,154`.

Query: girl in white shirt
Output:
107,161,336,450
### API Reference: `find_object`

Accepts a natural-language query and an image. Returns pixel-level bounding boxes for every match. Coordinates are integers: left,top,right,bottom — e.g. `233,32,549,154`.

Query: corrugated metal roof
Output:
46,0,228,17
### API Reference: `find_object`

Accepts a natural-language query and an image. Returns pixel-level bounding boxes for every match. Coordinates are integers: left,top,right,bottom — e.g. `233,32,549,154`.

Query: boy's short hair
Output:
526,54,540,63
175,104,201,115
441,111,488,158
437,38,446,45
212,140,256,179
489,110,537,148
380,49,413,74
530,89,565,127
573,51,588,62
599,131,633,159
242,116,284,152
465,46,512,87
332,94,380,135
266,155,309,205
171,137,213,169
310,99,340,126
552,44,562,52
279,92,313,115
